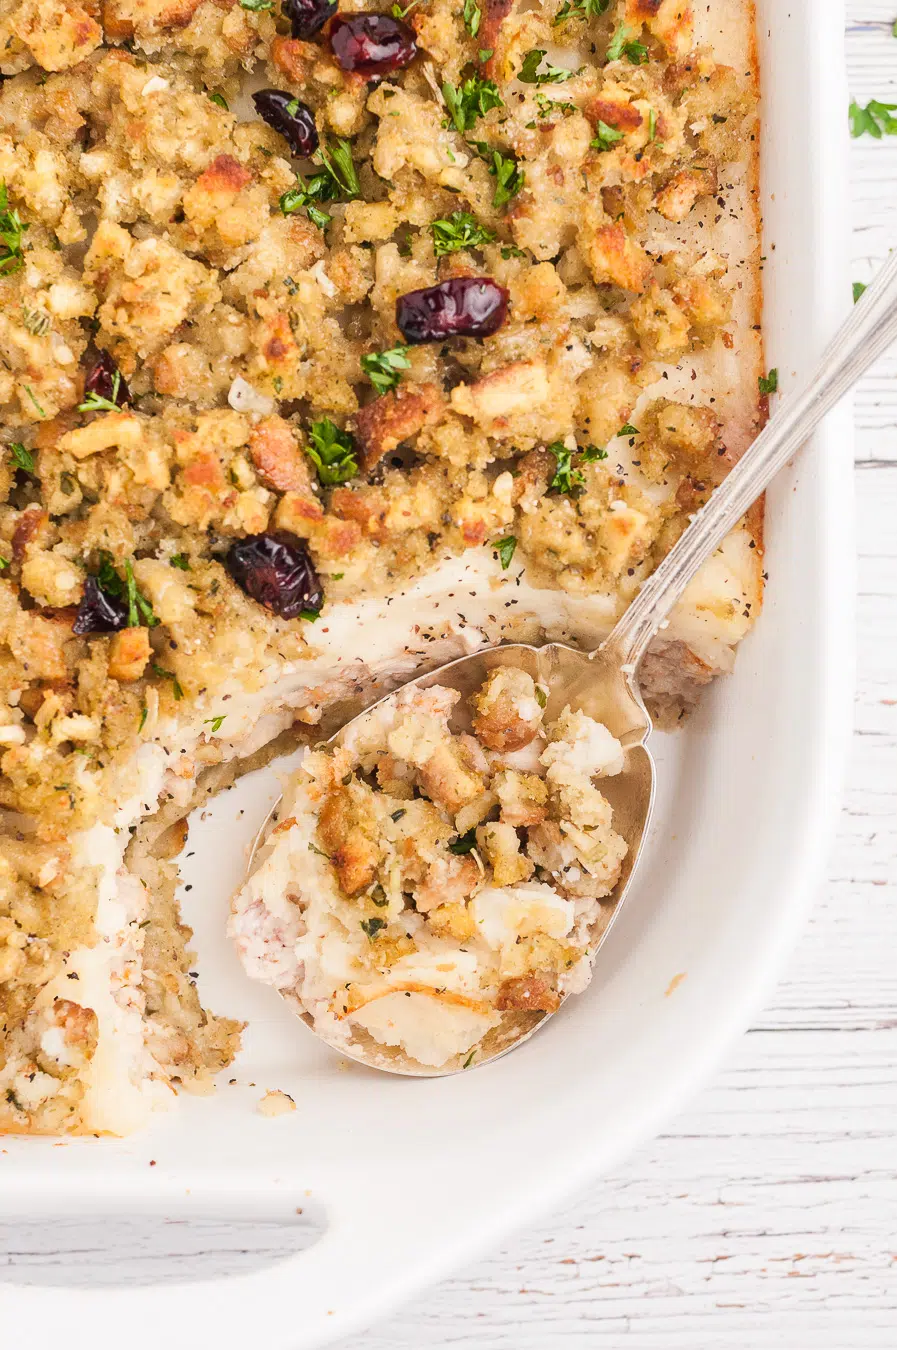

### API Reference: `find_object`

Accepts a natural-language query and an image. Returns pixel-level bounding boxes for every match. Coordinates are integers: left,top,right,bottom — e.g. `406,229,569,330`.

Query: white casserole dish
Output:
0,2,854,1346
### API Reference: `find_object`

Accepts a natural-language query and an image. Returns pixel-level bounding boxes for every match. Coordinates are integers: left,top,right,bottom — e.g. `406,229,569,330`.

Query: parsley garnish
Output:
471,142,525,207
431,210,495,257
501,244,526,259
849,99,897,138
618,423,639,437
78,370,126,413
853,281,867,303
96,553,158,628
169,553,190,570
442,74,503,133
0,184,27,275
9,442,34,474
548,443,583,494
208,91,228,109
204,715,226,732
518,49,578,84
361,345,411,395
535,685,547,708
23,385,45,418
758,369,778,396
582,443,608,461
492,535,517,570
448,828,477,854
300,608,320,622
138,705,148,732
152,664,184,700
391,0,422,15
360,916,387,939
280,138,359,229
591,120,624,151
534,91,577,119
606,24,648,64
463,0,481,36
240,0,272,10
0,557,8,570
553,0,609,23
21,305,49,336
462,1049,476,1068
306,419,358,485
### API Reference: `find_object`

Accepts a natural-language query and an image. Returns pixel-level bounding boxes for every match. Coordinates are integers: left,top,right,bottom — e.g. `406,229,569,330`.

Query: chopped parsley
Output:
442,74,503,133
300,608,320,622
491,535,517,570
582,443,608,461
853,281,868,303
463,0,481,37
138,705,148,732
96,553,158,628
758,368,778,396
152,664,184,699
208,91,229,109
535,684,548,709
306,418,358,485
391,0,422,15
462,1049,476,1068
448,827,477,854
618,423,639,437
548,443,583,494
534,91,577,119
9,442,34,474
361,345,411,395
849,98,897,138
0,557,8,570
23,385,45,418
606,24,649,64
518,48,579,84
360,916,387,939
471,142,525,207
0,183,27,275
553,0,609,22
280,138,359,228
169,553,190,570
430,210,495,256
78,370,125,413
204,715,226,733
240,0,272,9
591,120,624,151
501,243,526,259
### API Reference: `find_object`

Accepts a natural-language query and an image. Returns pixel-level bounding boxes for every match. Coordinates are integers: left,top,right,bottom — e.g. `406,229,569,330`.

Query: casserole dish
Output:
0,1,853,1347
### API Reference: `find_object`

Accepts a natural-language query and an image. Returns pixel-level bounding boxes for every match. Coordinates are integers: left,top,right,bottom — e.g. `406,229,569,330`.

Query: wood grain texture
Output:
4,7,897,1347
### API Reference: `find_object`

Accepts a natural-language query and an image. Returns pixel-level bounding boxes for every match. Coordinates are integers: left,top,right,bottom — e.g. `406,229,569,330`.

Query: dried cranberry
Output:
226,531,324,620
329,14,417,77
396,277,509,344
84,351,130,407
283,0,336,39
73,576,128,635
252,90,319,159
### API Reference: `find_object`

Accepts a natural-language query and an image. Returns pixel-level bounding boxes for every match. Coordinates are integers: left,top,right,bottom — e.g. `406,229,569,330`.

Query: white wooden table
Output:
5,6,897,1346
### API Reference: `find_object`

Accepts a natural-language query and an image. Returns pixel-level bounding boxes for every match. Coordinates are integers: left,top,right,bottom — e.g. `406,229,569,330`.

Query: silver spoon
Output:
247,249,897,1074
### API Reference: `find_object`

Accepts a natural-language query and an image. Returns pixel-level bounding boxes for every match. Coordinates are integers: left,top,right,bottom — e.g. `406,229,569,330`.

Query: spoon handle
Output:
602,247,897,668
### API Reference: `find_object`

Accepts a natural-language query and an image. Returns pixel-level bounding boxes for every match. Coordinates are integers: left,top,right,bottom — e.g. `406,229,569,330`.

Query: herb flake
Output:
361,345,411,395
758,368,778,396
306,419,358,485
491,535,517,570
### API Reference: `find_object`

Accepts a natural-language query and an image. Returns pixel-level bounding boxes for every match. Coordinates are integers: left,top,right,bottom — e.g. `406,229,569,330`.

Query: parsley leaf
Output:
758,368,778,396
279,138,359,228
463,0,481,37
618,423,639,437
23,385,45,418
430,210,496,256
553,0,609,22
591,120,624,151
152,664,184,699
204,715,226,732
240,0,272,10
95,553,158,628
849,98,897,138
360,916,387,939
9,442,34,474
518,48,578,84
853,281,868,303
471,141,525,207
208,91,228,109
0,183,27,275
78,370,126,413
606,24,648,64
442,74,503,133
448,828,477,854
548,443,583,494
534,90,577,118
169,553,190,570
491,535,517,569
582,443,608,461
361,345,411,396
306,419,358,485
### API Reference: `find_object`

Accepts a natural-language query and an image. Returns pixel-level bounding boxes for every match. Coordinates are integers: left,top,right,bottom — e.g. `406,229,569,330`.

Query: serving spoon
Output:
249,248,897,1074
